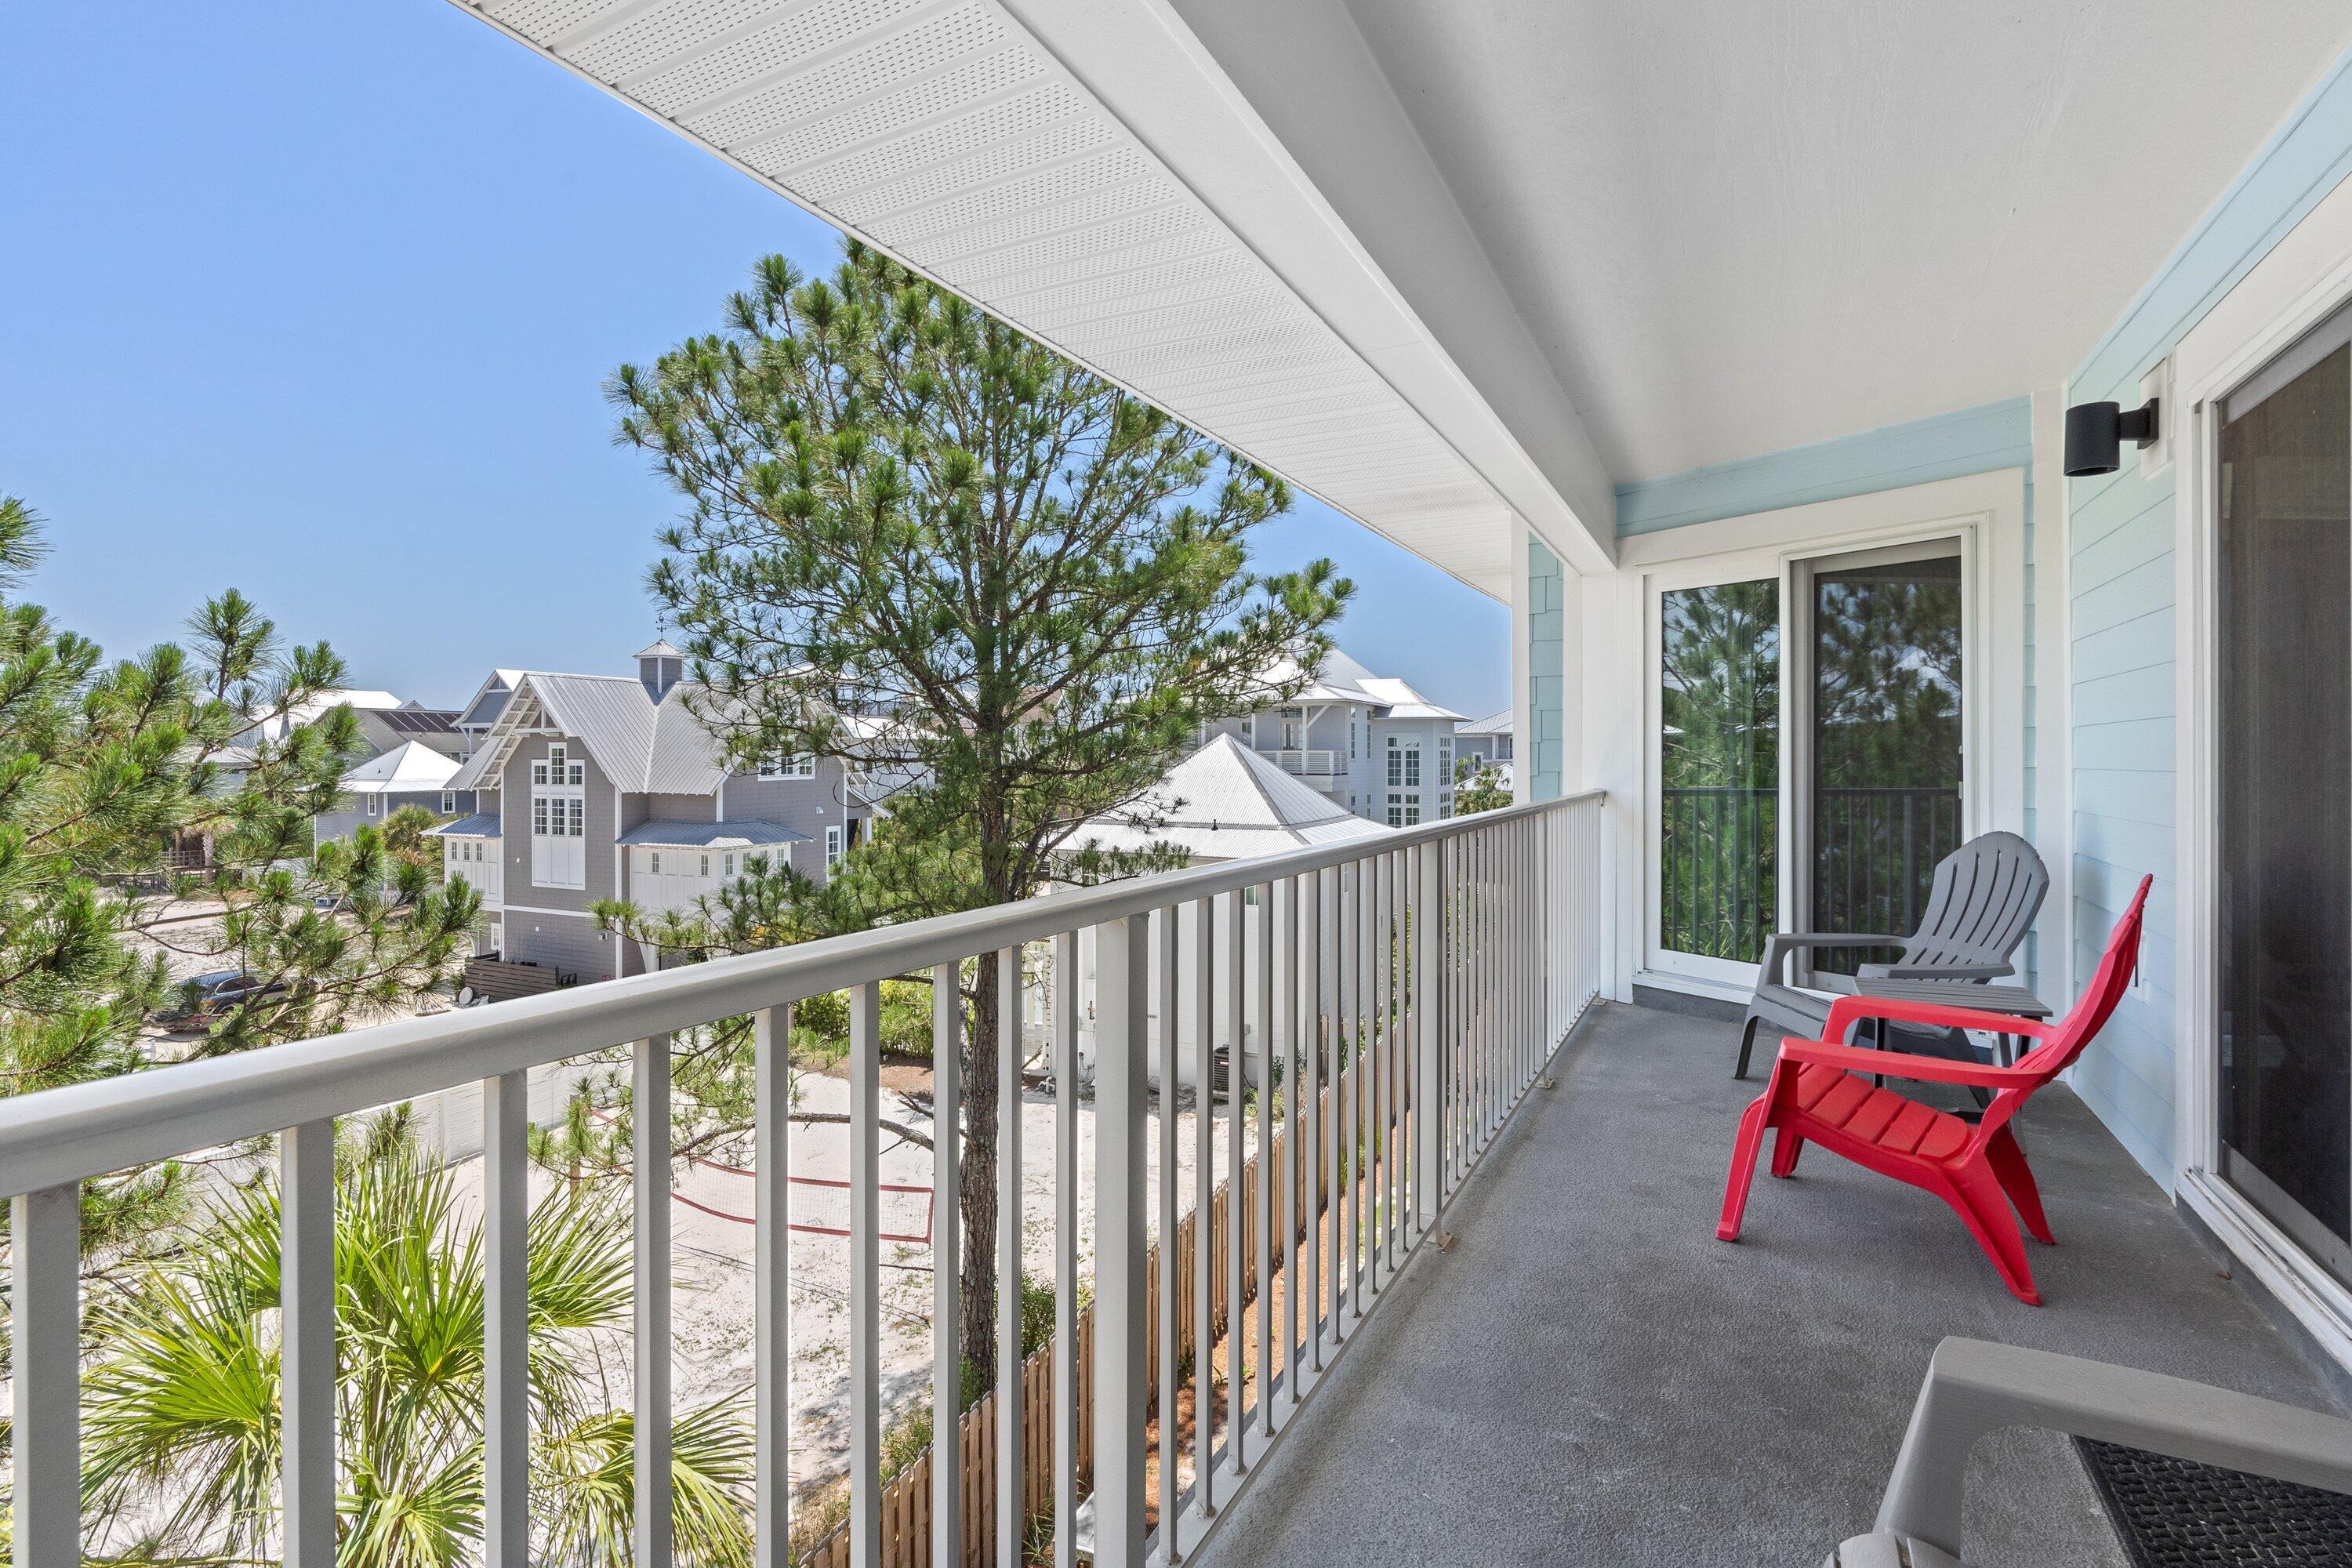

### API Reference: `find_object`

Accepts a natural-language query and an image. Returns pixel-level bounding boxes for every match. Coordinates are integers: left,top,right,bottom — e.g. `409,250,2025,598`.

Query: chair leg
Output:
1734,1015,1762,1080
1718,1094,1773,1241
1986,1127,2053,1244
1770,1127,1805,1178
1937,1164,2042,1305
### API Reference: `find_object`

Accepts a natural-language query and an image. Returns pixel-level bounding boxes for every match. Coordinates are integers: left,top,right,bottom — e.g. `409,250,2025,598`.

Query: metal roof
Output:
617,819,808,849
337,741,466,795
1460,710,1513,737
1074,735,1391,862
427,813,503,838
639,686,731,795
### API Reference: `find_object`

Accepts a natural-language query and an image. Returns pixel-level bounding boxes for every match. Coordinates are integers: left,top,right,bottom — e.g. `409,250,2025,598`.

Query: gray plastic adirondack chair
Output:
1737,830,2049,1079
1824,1338,2352,1566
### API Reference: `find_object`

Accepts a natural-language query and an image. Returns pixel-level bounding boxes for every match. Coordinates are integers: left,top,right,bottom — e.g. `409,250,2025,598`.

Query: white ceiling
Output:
1327,0,2352,481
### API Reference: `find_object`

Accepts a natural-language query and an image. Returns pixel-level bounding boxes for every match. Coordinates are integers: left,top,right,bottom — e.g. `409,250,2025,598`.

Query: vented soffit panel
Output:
451,0,1525,598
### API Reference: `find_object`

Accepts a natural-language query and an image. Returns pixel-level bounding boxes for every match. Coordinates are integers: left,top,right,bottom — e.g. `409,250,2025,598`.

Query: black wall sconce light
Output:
2063,397,2161,477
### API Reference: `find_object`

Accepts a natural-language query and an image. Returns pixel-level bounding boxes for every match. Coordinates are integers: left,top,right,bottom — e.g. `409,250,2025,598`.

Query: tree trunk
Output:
960,950,1000,1391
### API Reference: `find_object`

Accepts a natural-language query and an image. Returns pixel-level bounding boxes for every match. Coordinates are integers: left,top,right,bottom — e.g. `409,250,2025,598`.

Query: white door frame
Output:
1602,469,2027,1001
2170,187,2352,1372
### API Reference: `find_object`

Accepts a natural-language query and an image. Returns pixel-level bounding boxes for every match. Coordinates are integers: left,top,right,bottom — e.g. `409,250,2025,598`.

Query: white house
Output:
1202,649,1465,826
1069,734,1391,1091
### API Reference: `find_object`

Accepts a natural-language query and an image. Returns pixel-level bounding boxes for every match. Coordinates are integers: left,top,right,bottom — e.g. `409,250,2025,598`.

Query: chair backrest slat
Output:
1899,831,2049,971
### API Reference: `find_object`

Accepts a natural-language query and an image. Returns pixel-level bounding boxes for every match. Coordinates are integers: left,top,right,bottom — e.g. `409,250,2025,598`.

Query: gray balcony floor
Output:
1197,1001,2347,1568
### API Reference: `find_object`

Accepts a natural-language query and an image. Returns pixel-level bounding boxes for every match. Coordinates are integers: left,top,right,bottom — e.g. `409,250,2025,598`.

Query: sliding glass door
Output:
1652,539,1968,985
1795,543,1966,974
2216,307,2352,1282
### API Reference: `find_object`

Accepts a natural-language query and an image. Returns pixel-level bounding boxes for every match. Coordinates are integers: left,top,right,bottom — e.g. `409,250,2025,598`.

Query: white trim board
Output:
1584,467,2031,1004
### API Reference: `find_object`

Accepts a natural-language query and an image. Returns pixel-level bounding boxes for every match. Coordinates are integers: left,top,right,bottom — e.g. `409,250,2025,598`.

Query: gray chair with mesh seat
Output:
1736,829,2048,1079
1824,1338,2352,1567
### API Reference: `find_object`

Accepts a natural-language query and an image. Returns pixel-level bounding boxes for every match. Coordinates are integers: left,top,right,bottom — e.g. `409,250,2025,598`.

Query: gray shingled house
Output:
437,641,870,982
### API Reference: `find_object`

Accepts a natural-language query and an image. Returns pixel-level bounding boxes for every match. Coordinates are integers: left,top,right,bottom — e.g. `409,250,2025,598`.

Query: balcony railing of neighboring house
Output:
0,790,1608,1568
1261,747,1341,779
449,861,503,905
1659,785,1777,964
1658,785,1964,971
1809,786,1964,971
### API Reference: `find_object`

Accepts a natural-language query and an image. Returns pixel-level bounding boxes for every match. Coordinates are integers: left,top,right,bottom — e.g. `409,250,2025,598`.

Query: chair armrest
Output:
1820,995,2056,1047
1860,961,2015,982
1875,1338,2352,1558
1759,932,1906,987
1777,1038,2034,1091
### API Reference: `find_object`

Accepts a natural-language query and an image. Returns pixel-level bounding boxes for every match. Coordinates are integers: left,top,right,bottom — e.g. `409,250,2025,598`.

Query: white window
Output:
530,745,586,889
1387,793,1421,828
724,853,737,878
1437,737,1454,787
1350,715,1359,759
1280,706,1304,748
699,854,710,877
825,825,844,868
366,795,379,817
758,753,816,780
441,791,457,815
1439,796,1454,820
1240,715,1254,742
649,851,661,874
1386,735,1422,788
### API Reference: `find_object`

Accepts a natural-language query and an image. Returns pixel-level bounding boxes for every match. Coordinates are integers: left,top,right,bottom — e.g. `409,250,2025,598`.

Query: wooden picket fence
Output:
801,1063,1377,1567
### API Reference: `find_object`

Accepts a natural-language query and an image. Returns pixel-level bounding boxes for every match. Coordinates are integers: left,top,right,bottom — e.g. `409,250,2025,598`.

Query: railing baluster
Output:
1192,897,1215,1518
998,946,1025,1566
282,1117,337,1568
1334,862,1354,1339
633,1037,674,1568
1251,881,1273,1441
1303,868,1323,1373
485,1071,529,1568
13,1183,79,1568
848,989,881,1568
1156,909,1181,1562
930,971,963,1568
1276,875,1298,1413
756,1007,794,1568
1094,915,1149,1568
1054,932,1080,1568
1415,840,1443,1232
1223,886,1246,1475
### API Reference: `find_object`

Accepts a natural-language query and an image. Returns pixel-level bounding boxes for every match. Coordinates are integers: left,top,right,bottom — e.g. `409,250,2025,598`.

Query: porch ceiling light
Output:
2063,397,2161,477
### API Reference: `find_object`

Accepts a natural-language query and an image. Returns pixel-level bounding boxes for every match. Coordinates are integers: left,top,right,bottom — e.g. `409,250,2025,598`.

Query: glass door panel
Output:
2218,329,2352,1279
1658,579,1779,964
1803,544,1965,974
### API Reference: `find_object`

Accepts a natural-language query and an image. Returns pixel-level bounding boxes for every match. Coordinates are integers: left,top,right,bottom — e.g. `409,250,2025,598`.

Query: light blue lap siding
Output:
2062,44,2352,1191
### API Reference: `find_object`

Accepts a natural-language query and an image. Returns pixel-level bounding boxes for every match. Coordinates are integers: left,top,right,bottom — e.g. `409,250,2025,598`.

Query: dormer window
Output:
758,753,816,780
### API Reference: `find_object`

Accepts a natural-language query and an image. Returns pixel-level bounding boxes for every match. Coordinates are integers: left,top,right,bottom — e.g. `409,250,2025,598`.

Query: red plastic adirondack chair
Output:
1716,875,2151,1305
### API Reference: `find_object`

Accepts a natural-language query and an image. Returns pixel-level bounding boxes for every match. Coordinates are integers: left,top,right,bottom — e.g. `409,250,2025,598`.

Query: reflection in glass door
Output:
2217,314,2352,1281
1658,579,1780,964
1799,543,1965,974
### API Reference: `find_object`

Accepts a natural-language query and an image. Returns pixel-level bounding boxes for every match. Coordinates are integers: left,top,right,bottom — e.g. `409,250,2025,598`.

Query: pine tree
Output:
0,495,481,1258
608,242,1350,1382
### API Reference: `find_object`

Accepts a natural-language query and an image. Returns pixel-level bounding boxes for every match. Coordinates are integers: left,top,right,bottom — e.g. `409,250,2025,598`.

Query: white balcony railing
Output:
0,789,1609,1568
1262,746,1341,779
448,858,503,905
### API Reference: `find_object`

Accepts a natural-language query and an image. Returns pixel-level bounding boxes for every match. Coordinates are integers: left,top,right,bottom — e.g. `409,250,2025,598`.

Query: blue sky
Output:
1,1,1508,720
